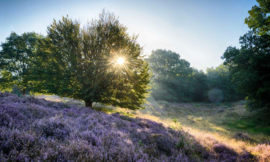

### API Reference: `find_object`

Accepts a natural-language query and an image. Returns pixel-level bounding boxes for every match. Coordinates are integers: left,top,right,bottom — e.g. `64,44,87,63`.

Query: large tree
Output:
0,32,43,94
39,11,150,109
222,0,270,110
222,31,270,109
147,49,193,102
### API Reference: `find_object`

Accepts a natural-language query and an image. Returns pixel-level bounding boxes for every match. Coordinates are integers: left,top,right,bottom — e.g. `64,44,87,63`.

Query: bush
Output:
0,128,39,158
212,144,237,161
208,88,223,103
34,115,71,140
0,104,27,128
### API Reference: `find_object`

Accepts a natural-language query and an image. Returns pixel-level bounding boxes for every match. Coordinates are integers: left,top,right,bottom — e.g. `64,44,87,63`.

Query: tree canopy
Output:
147,50,243,103
37,11,150,109
147,49,194,102
206,64,244,102
222,31,270,110
0,11,150,110
245,0,270,35
222,0,270,110
0,32,43,94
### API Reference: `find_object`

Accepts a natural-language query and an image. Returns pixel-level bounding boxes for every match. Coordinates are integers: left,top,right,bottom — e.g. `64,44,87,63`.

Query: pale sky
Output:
0,0,257,71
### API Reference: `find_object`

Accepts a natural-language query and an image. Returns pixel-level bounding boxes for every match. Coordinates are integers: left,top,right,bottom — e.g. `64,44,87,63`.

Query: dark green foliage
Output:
222,31,270,110
191,69,208,102
206,65,244,102
11,85,23,97
221,0,270,114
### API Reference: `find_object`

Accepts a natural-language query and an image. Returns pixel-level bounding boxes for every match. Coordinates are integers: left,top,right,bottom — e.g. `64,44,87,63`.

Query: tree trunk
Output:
85,100,93,108
22,89,26,95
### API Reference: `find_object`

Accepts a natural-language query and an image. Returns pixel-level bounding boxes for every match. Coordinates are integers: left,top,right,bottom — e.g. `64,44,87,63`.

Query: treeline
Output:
148,0,270,111
0,11,150,109
149,0,270,113
1,0,270,112
222,0,270,111
147,49,244,103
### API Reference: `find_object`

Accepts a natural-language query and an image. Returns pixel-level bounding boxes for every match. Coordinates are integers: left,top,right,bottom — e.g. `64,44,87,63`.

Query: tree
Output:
147,49,193,102
222,31,270,109
245,0,270,35
206,64,244,102
222,0,270,110
39,11,150,109
191,69,208,102
0,32,43,94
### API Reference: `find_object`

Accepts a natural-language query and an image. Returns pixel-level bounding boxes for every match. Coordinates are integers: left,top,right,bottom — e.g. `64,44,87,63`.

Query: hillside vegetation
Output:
2,92,269,162
93,100,270,162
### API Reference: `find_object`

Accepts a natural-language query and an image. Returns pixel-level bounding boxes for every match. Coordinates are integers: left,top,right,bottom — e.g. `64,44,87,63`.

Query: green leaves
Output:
36,11,150,109
0,10,150,110
147,49,194,102
0,32,43,94
222,31,270,110
245,0,270,35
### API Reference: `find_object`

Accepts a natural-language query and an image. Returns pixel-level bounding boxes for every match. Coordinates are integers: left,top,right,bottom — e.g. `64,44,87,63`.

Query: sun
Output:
117,57,125,65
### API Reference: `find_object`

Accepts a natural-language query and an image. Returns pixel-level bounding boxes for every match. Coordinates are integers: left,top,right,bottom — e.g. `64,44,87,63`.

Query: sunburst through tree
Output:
37,10,150,109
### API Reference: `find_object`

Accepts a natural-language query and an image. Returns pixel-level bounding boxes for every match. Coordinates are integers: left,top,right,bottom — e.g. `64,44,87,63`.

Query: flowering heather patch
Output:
0,93,262,161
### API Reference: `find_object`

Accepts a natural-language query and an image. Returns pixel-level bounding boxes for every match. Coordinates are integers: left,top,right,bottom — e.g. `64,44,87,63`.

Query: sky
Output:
0,0,258,71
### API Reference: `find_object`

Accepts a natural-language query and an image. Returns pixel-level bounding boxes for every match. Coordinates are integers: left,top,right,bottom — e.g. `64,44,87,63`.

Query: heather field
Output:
1,0,270,162
0,92,269,162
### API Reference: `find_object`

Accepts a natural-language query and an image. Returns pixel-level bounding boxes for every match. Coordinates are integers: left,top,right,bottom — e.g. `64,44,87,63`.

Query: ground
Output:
0,93,269,161
36,94,270,161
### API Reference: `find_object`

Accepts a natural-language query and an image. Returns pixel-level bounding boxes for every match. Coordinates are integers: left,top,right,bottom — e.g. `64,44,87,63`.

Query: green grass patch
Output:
92,107,116,114
224,119,270,135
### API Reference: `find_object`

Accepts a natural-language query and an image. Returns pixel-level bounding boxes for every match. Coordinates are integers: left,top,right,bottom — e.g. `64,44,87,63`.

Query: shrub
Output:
78,130,101,146
34,115,71,140
208,88,223,103
233,132,252,141
212,144,238,161
0,128,39,158
0,111,12,127
0,104,27,128
141,133,176,156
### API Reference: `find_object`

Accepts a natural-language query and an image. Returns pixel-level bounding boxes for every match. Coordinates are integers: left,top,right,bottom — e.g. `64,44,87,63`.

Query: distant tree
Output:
0,32,43,94
245,0,270,35
39,11,150,109
147,49,193,102
206,64,244,102
191,69,208,102
222,31,270,109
